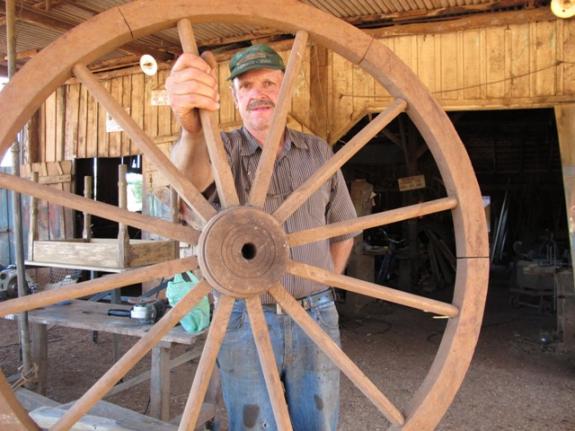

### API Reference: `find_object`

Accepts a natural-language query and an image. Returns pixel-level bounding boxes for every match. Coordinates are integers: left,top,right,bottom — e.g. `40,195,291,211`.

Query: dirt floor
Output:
0,274,574,430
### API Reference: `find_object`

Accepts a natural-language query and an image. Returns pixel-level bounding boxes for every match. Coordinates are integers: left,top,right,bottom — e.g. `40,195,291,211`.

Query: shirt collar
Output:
239,127,309,157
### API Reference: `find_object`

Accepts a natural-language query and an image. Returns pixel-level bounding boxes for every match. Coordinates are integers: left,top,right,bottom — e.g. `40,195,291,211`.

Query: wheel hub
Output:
197,207,289,297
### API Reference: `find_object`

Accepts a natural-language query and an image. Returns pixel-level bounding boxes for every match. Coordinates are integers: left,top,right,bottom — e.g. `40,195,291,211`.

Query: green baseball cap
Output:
228,44,285,80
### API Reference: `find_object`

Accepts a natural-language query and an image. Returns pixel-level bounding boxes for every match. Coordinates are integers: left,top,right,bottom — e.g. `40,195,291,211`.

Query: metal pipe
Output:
7,0,34,385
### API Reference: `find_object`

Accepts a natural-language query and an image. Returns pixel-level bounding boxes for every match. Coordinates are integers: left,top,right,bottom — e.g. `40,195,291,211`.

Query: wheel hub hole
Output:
241,243,257,260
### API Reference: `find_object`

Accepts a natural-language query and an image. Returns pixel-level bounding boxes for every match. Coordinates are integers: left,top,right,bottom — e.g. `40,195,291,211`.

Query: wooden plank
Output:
485,27,506,98
30,323,48,395
55,87,65,161
144,72,159,138
121,74,133,156
76,84,89,159
352,63,374,115
461,30,482,100
108,77,123,157
44,91,56,162
331,52,354,136
309,44,329,139
417,33,436,93
564,20,575,95
150,347,171,421
534,20,557,97
85,89,98,158
97,80,110,157
64,84,80,160
158,69,173,139
130,73,145,156
439,33,458,100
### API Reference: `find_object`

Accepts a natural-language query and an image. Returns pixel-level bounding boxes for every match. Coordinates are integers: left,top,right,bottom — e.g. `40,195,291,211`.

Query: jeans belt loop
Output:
273,289,332,315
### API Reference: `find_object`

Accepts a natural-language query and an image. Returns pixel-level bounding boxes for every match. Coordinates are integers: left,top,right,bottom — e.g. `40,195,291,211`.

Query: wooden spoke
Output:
287,261,458,317
248,31,309,208
269,283,405,426
177,19,240,209
274,99,407,223
0,257,197,318
246,296,293,431
178,295,234,431
0,172,198,245
52,281,212,431
288,197,457,247
73,63,216,225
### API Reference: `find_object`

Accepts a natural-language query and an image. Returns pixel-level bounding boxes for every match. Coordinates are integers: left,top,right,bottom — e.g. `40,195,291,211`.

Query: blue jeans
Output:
217,299,341,431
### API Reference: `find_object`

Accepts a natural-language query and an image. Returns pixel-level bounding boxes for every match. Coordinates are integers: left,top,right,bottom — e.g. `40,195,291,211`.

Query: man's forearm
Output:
171,128,213,192
330,238,354,274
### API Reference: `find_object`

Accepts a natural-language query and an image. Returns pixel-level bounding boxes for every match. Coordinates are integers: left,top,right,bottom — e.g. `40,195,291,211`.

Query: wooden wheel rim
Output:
0,1,489,430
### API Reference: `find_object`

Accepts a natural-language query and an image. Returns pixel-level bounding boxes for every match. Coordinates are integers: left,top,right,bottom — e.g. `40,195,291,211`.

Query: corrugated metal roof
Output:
0,0,542,72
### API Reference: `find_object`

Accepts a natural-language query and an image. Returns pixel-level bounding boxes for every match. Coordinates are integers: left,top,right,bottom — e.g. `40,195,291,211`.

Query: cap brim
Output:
227,64,285,80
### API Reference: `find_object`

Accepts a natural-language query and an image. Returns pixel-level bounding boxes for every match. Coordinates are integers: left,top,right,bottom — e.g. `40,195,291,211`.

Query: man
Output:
166,44,356,431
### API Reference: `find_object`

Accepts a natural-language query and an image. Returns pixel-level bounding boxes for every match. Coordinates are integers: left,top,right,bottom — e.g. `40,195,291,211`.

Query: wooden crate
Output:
31,238,178,270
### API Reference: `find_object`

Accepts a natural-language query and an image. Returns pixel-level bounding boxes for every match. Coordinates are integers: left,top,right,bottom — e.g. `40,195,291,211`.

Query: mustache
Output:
247,99,275,110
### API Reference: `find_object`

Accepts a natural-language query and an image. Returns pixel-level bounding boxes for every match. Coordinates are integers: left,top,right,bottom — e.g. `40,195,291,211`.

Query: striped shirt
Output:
220,127,357,303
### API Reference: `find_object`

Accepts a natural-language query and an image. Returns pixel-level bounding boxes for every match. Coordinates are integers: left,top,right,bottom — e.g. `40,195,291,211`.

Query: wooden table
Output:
6,299,207,422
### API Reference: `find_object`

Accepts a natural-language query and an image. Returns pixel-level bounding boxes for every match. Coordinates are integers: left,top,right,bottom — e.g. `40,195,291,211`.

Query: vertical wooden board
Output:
157,70,172,138
55,87,66,161
352,61,374,115
564,19,575,95
85,90,99,158
108,77,123,157
45,92,57,162
509,23,531,98
485,27,506,98
331,52,354,135
417,34,436,93
439,32,458,100
461,30,482,99
534,20,557,97
218,60,236,126
38,103,46,163
131,73,145,155
97,80,111,158
291,47,311,131
76,85,89,159
121,74,133,156
144,73,159,138
392,35,418,74
64,84,80,160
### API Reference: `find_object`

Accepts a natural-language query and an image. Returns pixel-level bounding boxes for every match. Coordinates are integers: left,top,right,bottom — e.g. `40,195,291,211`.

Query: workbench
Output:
5,299,209,423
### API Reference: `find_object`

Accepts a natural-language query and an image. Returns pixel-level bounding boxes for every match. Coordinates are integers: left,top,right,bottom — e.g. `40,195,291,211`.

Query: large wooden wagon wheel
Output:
0,1,488,430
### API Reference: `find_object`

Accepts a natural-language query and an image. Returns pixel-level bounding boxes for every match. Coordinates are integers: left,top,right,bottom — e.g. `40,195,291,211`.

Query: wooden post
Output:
28,172,38,260
149,346,171,421
117,164,129,267
82,176,93,240
30,323,47,395
343,179,375,316
555,104,575,352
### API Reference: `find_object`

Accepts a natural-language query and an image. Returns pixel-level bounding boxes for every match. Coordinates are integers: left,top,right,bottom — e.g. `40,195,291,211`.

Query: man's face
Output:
232,68,284,137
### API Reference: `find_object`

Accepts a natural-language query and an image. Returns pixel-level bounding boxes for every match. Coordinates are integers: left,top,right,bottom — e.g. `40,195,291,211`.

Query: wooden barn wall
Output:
328,17,575,143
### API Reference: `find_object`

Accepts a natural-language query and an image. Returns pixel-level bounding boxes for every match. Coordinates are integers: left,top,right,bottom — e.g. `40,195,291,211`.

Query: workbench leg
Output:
30,322,47,395
111,289,121,363
150,346,170,421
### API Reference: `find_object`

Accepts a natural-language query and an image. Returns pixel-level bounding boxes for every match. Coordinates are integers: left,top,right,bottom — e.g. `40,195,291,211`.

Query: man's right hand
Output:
165,51,220,134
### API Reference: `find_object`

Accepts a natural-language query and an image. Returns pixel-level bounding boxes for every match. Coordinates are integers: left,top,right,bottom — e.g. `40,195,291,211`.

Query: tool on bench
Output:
107,279,170,324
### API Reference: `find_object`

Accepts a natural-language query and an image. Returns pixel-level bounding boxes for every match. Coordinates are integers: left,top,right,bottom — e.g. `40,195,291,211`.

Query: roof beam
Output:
0,1,174,61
